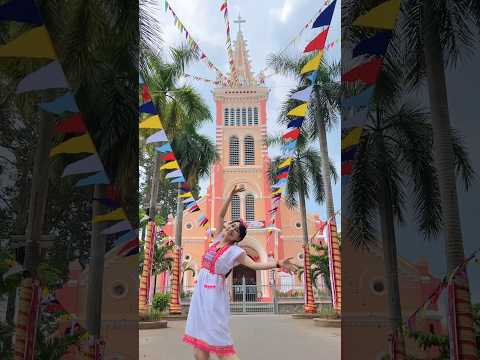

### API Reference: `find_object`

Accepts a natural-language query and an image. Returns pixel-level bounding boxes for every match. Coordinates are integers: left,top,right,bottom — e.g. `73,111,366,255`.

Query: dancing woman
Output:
182,185,295,360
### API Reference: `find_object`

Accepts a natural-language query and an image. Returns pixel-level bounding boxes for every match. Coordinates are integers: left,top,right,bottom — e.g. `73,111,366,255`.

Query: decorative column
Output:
169,246,183,314
139,221,155,315
327,221,342,313
303,244,317,313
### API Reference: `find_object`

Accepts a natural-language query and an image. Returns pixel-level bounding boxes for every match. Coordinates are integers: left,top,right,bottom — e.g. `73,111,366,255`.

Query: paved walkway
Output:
140,315,340,360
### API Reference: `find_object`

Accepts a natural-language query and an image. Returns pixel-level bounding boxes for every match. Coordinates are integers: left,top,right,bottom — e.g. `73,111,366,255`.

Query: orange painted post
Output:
139,221,155,315
303,245,317,314
169,247,183,314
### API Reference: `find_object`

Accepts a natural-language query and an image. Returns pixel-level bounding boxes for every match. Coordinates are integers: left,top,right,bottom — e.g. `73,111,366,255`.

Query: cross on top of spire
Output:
234,14,246,32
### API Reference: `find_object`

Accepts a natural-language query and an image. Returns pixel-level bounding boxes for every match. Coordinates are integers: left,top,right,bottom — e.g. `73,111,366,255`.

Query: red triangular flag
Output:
275,172,289,179
283,128,301,140
304,28,329,53
161,152,176,161
220,2,227,12
342,57,384,85
341,161,353,176
142,85,151,102
55,113,87,134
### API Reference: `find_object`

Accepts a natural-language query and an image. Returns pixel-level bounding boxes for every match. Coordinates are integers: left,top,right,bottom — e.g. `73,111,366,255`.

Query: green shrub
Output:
152,293,170,312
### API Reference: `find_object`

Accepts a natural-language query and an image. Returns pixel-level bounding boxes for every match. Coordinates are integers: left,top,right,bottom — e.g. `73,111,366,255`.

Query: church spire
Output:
231,15,256,87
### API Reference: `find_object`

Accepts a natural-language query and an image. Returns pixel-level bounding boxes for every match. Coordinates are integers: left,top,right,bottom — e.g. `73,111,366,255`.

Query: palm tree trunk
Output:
139,221,155,315
169,183,183,315
317,121,342,313
85,184,107,339
422,2,478,358
15,114,54,360
377,136,406,359
148,153,161,219
298,181,316,314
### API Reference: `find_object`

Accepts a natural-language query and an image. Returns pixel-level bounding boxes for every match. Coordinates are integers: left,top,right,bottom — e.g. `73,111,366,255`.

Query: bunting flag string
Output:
184,73,223,85
389,245,480,354
0,0,149,357
256,0,334,81
164,0,228,84
266,0,336,228
341,0,401,184
219,0,237,85
139,78,215,239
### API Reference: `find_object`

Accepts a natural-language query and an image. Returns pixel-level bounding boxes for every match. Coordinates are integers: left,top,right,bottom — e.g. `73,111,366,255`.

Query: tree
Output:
400,1,480,356
268,132,336,313
142,46,218,314
266,54,340,221
346,92,472,357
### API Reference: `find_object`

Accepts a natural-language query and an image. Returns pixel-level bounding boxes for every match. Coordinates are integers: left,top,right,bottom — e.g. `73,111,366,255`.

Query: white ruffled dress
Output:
182,234,245,356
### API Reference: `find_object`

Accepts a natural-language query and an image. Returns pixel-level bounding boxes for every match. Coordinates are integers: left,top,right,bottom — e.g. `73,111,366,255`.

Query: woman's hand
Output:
231,184,245,195
278,257,296,273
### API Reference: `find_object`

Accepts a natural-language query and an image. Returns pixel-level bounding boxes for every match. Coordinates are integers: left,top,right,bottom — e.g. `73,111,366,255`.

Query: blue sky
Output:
153,0,341,226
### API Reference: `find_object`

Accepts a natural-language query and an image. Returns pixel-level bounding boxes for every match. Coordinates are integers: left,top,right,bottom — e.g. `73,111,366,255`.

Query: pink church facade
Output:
159,29,326,296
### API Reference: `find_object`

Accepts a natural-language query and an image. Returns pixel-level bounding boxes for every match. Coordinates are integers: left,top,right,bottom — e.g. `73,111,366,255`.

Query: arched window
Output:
230,108,235,126
242,108,247,126
253,107,259,125
236,108,241,126
224,108,229,126
245,193,255,222
229,136,239,166
247,107,253,125
231,194,240,221
244,135,255,165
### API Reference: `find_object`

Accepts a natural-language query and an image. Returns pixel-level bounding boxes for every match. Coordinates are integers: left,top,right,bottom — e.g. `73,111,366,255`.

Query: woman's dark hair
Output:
231,220,247,242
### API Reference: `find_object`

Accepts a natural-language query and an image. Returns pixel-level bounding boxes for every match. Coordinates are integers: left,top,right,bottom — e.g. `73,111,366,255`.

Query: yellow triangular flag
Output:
279,158,293,168
0,26,56,59
272,188,283,196
139,115,163,129
160,160,180,170
341,127,364,150
288,103,308,117
300,50,323,74
353,0,401,30
179,192,193,198
50,134,96,157
93,208,127,223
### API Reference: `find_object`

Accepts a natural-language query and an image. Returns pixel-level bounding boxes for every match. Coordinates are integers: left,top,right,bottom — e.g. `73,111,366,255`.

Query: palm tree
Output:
268,132,336,313
346,90,473,357
400,4,480,355
142,47,218,315
266,53,343,311
266,54,339,220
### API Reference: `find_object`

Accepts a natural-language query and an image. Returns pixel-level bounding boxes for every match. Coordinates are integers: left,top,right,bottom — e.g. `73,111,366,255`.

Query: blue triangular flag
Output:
114,229,138,245
0,0,43,25
102,220,132,235
146,130,167,144
342,108,369,129
75,171,110,187
183,197,196,204
341,175,350,188
139,74,144,84
291,86,313,102
341,86,375,109
139,101,156,115
62,154,104,177
307,71,318,83
155,143,173,153
16,60,69,94
39,92,79,115
312,0,336,28
287,118,304,129
342,145,359,161
284,140,298,151
165,169,183,179
353,31,392,58
171,176,186,183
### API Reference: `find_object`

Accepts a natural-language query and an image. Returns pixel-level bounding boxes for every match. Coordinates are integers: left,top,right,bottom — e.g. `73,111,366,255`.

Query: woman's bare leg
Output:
193,348,210,360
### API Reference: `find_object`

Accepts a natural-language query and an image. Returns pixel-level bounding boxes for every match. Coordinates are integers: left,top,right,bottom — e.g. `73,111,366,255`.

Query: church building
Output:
159,23,326,298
